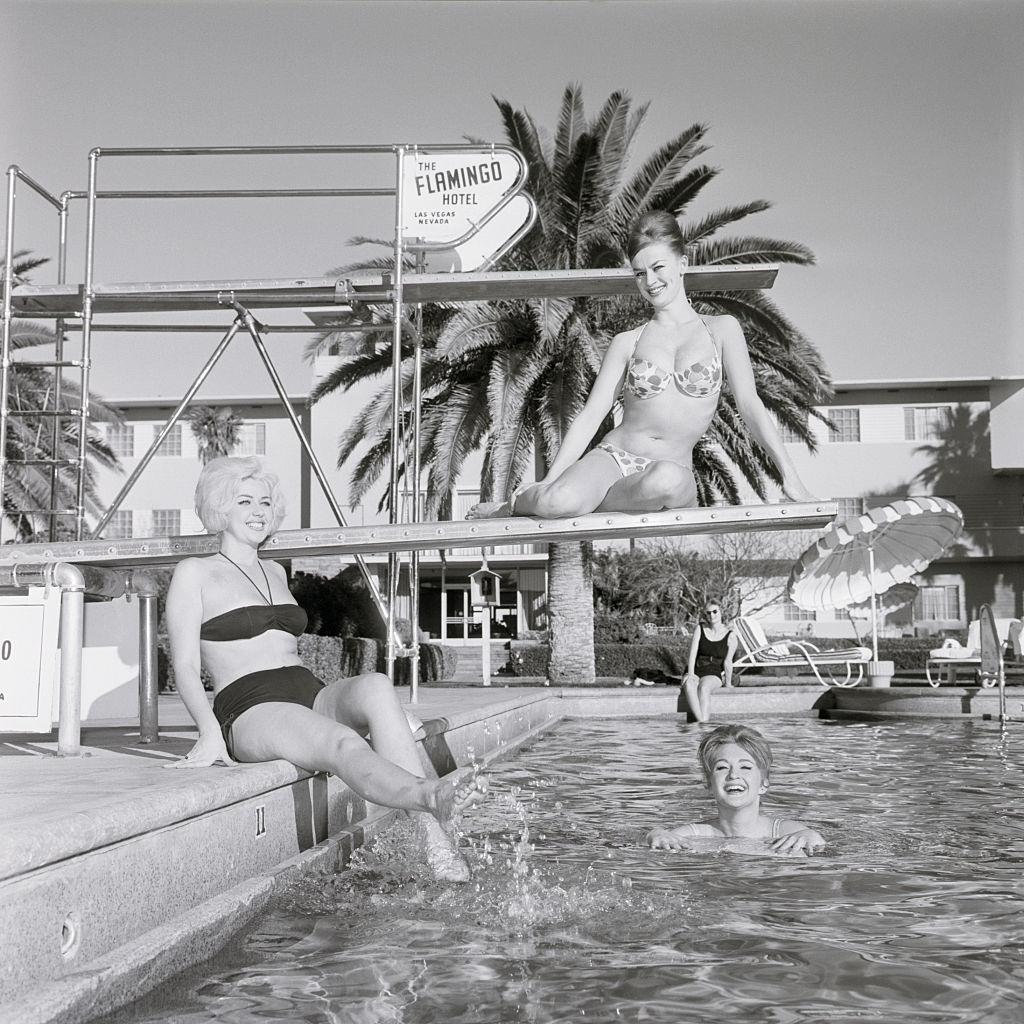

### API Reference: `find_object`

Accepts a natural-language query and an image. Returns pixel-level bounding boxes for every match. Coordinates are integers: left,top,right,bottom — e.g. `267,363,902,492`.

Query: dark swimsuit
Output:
693,628,732,678
203,603,323,754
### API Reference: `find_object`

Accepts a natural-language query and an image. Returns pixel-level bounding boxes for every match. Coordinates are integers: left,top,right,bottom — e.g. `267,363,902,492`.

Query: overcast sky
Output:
3,0,1022,400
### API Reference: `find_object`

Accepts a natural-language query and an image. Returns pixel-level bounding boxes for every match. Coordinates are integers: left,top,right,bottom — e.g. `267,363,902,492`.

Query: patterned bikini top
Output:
625,318,723,400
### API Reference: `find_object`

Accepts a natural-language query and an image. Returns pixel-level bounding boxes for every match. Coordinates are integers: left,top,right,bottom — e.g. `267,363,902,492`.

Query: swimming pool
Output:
114,716,1024,1023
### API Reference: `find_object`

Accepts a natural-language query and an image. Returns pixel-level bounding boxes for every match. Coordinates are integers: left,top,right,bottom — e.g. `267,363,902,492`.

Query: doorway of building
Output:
441,583,518,643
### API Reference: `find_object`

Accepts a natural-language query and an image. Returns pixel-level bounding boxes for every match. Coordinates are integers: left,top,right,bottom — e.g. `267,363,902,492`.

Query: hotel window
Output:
778,417,806,444
835,497,864,519
154,423,182,457
914,585,961,622
827,408,860,443
151,509,180,537
904,406,950,441
236,422,266,457
780,601,816,622
104,510,133,539
107,424,135,458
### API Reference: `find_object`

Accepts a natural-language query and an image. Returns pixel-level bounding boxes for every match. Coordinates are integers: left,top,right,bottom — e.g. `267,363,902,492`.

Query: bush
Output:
513,642,691,681
593,614,645,644
157,635,216,693
292,567,387,639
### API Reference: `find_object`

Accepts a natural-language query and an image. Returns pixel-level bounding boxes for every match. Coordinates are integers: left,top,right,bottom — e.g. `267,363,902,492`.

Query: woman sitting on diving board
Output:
468,211,815,519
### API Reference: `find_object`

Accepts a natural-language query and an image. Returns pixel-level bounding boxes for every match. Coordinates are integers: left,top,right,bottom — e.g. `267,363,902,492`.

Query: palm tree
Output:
187,405,243,465
1,251,121,541
310,86,832,683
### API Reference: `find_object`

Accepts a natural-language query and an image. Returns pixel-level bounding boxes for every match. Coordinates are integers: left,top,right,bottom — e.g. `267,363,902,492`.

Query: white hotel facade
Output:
92,370,1024,642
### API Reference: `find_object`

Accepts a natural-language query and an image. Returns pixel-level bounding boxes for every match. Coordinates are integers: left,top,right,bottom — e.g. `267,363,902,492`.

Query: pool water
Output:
117,716,1024,1023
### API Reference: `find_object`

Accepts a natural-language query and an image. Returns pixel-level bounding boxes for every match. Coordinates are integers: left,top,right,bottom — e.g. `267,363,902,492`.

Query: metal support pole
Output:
56,564,85,756
408,250,425,702
868,543,879,662
231,302,393,630
75,151,100,539
90,317,245,537
138,589,159,743
386,146,407,683
50,198,70,540
0,168,18,535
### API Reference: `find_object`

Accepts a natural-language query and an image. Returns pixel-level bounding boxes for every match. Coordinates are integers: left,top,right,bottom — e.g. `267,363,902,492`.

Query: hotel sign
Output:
0,587,61,734
402,146,530,249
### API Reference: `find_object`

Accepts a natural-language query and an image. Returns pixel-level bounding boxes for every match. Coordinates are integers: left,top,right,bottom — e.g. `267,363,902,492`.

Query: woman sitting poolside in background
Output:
469,210,814,520
679,600,737,722
166,456,487,883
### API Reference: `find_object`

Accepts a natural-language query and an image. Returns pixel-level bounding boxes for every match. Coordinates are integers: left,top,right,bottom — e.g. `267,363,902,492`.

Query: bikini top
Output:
200,603,308,642
625,318,722,400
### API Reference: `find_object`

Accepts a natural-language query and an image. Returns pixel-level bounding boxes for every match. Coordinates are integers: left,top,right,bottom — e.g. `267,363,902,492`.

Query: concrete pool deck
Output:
0,680,1016,1024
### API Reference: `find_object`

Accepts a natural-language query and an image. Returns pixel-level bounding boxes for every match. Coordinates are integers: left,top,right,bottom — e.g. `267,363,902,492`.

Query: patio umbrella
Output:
788,497,964,660
845,581,919,645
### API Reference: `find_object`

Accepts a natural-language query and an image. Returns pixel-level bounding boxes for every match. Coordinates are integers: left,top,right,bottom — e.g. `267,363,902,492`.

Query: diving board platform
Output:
8,265,778,317
0,501,836,569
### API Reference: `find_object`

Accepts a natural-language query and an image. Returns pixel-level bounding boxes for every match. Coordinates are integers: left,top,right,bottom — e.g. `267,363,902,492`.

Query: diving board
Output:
0,501,836,569
9,265,778,318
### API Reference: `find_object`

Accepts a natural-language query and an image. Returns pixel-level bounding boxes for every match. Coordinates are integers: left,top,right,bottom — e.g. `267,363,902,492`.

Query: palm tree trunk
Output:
546,541,595,685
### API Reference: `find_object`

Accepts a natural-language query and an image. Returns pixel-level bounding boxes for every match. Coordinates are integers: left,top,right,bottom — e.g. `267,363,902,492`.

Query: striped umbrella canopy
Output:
788,497,964,660
845,581,919,646
847,581,920,617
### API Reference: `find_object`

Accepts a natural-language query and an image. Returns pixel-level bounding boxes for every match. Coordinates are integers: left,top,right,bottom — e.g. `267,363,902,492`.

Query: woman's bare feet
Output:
416,768,488,883
429,767,489,827
465,500,511,520
415,815,472,883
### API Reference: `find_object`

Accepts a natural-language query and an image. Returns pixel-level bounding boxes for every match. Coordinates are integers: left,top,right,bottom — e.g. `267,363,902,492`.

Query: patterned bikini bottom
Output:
596,441,693,480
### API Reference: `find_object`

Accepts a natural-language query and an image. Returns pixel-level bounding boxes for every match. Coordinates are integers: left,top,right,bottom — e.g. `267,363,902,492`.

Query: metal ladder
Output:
1,168,91,541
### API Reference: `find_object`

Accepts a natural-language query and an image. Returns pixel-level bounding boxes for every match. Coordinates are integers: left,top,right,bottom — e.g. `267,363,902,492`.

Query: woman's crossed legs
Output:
468,446,697,519
230,671,486,882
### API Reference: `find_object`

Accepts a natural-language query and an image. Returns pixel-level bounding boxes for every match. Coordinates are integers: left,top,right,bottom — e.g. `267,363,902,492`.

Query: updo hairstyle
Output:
696,723,773,784
194,456,286,535
626,210,688,262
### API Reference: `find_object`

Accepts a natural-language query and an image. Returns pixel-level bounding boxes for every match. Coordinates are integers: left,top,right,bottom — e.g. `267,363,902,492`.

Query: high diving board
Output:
0,501,835,569
9,265,778,318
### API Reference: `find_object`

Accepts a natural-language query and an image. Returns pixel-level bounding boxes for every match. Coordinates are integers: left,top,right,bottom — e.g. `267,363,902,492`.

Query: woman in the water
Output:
647,723,825,856
468,211,814,519
165,456,487,882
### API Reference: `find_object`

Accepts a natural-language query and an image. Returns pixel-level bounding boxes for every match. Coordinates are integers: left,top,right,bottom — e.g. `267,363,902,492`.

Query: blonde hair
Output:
697,724,773,783
194,456,286,535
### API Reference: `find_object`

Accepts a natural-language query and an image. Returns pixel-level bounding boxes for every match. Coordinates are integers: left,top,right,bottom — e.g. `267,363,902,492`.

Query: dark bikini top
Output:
625,318,722,400
200,603,308,642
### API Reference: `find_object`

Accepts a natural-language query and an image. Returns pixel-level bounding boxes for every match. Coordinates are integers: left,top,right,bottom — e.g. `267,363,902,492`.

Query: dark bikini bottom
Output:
212,664,325,755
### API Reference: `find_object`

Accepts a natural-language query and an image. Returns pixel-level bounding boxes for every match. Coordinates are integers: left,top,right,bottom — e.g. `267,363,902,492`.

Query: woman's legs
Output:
680,673,723,722
467,447,696,520
230,678,487,881
311,673,482,881
598,459,697,512
467,450,620,519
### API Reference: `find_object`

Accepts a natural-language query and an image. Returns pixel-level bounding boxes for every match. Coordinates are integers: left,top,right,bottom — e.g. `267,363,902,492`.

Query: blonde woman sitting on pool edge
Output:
468,210,814,520
647,724,825,856
166,456,487,883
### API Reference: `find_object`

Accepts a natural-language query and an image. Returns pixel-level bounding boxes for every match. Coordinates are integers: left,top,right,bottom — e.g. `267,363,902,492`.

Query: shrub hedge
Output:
511,635,965,682
514,642,691,680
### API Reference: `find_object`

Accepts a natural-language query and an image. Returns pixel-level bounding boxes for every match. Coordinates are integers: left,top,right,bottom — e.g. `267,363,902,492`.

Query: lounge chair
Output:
731,617,872,688
925,618,1021,686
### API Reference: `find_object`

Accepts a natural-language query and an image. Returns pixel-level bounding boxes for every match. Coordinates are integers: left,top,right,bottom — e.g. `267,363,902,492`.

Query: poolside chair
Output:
731,617,872,688
925,618,1021,686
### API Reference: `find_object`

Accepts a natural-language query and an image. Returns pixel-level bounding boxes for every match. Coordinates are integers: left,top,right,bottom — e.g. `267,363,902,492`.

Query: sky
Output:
3,0,1022,402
